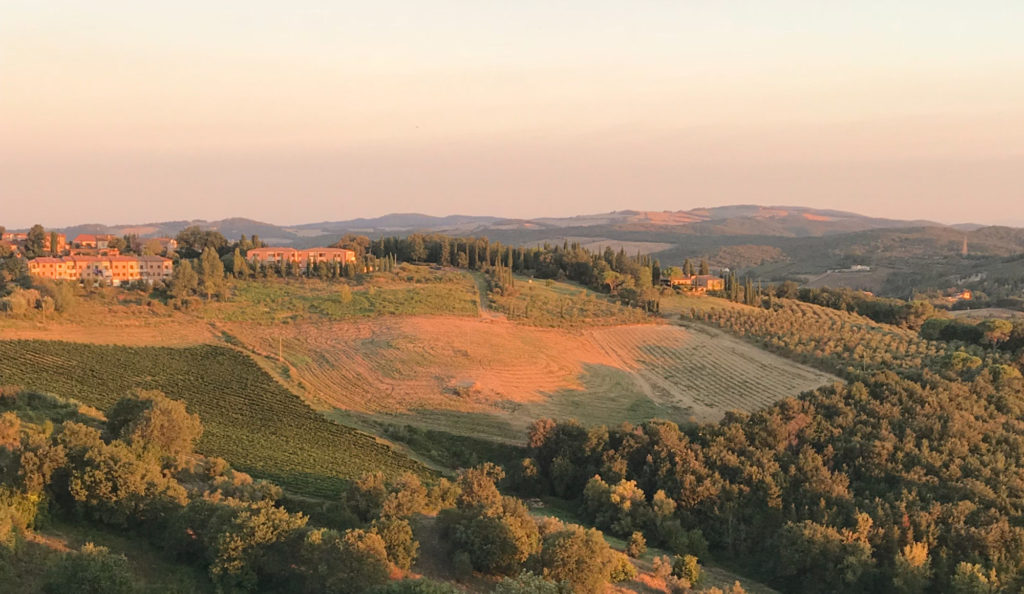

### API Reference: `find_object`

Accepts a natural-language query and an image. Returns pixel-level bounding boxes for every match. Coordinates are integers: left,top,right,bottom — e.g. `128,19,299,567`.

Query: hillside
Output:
0,340,427,496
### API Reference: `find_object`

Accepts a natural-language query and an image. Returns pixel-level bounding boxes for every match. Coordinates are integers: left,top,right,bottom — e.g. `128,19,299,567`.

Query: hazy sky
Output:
3,1,1023,228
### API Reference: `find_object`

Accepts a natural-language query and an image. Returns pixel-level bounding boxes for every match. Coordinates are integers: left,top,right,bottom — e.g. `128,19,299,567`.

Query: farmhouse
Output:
693,275,725,292
660,273,724,294
247,247,357,266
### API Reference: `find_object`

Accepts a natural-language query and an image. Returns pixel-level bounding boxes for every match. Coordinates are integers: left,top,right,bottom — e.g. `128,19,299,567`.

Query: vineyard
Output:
686,298,954,374
228,315,835,444
590,324,835,418
0,340,426,496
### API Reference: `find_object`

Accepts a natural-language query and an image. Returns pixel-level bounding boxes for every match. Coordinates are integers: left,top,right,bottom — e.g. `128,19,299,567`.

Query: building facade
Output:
247,247,357,266
27,255,173,286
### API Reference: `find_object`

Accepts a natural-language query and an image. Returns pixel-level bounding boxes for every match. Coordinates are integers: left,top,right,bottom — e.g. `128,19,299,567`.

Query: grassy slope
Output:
487,273,651,328
0,340,426,497
204,267,479,323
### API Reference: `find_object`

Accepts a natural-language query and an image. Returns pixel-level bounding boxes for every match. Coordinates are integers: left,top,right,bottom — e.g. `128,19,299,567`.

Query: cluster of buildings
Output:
2,230,179,286
660,273,725,293
246,247,357,266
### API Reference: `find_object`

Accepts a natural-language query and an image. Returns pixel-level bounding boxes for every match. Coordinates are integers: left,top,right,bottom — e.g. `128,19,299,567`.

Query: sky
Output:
2,1,1024,228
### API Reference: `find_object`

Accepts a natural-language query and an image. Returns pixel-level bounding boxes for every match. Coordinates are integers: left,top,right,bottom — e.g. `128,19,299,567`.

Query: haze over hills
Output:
23,204,1023,300
42,204,964,241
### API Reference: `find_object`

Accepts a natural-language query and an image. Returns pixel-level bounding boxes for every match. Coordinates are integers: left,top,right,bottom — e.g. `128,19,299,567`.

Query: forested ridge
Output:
514,297,1024,592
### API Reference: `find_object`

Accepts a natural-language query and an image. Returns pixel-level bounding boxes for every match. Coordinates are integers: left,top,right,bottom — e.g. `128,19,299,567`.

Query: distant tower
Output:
961,235,968,257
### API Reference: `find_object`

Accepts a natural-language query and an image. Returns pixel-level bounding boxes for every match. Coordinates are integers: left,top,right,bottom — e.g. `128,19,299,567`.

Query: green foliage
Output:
0,340,427,497
539,524,617,594
626,531,647,557
371,578,463,593
492,571,566,593
488,276,649,328
175,226,228,259
791,286,936,330
671,554,703,587
440,465,540,576
105,390,203,466
298,528,391,593
950,562,1000,594
207,501,308,592
197,246,226,299
55,422,188,527
371,516,419,570
169,259,199,299
43,543,137,594
216,274,478,322
608,552,637,582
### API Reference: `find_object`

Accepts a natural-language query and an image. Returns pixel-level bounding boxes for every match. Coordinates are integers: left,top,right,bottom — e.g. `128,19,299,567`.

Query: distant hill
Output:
42,205,947,244
22,205,1022,299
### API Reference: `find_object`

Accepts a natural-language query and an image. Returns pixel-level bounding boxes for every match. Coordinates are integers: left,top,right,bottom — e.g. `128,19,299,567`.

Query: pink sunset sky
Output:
2,1,1023,228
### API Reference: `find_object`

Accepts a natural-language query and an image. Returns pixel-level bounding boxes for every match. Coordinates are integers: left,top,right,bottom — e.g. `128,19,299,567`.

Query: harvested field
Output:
229,315,836,443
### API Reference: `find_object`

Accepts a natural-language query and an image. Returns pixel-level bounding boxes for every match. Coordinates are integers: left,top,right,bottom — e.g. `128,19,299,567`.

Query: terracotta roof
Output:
248,247,298,253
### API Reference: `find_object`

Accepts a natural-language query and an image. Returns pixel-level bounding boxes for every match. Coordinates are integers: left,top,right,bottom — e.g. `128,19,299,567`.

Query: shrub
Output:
371,516,419,570
492,571,565,593
540,524,616,594
371,579,462,593
671,554,702,587
626,531,647,557
43,543,136,594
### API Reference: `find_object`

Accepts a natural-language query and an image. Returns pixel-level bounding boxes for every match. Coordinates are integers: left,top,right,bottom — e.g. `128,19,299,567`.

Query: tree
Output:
371,516,419,570
107,236,127,253
175,226,228,258
444,496,540,575
299,528,390,593
55,422,188,527
978,319,1014,347
672,554,702,587
331,234,371,259
231,248,250,278
950,562,999,594
408,235,427,262
169,260,198,299
627,532,647,557
493,572,564,594
540,525,617,594
105,391,203,465
44,543,136,594
23,224,47,258
208,501,308,592
699,259,709,276
197,246,225,299
893,542,931,594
